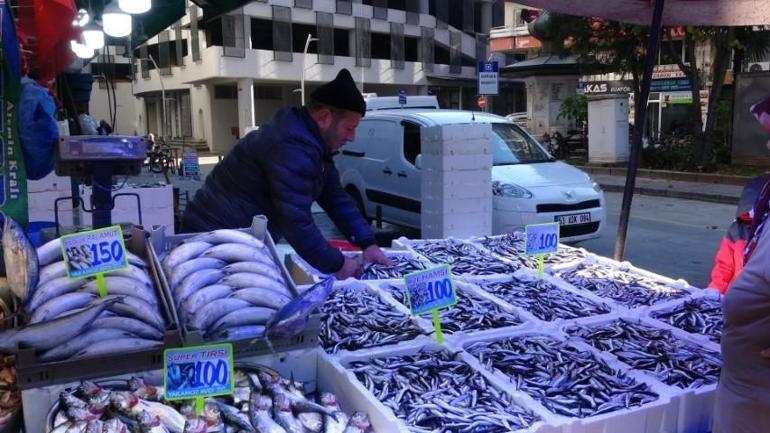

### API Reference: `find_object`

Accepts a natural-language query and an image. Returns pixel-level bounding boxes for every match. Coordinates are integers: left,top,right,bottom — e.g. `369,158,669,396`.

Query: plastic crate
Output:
285,248,433,284
149,216,320,356
15,226,183,390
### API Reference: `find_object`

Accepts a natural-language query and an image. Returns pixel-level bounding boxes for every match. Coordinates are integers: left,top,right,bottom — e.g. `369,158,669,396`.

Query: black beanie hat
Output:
310,69,366,116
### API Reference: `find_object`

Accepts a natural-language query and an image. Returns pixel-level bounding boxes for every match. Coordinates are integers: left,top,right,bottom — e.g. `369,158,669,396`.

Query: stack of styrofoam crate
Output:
27,171,77,227
420,123,493,239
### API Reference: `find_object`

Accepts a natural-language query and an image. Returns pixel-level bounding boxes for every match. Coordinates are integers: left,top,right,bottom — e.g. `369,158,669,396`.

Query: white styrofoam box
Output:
422,195,494,215
421,219,492,242
421,123,492,148
561,315,720,433
423,178,493,201
25,348,392,433
80,184,175,233
423,166,492,185
334,339,556,433
458,328,679,433
421,153,493,171
285,249,434,283
27,172,71,194
421,137,493,156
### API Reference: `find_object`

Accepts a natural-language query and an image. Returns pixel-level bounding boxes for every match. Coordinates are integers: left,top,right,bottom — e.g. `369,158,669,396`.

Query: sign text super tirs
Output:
164,344,234,401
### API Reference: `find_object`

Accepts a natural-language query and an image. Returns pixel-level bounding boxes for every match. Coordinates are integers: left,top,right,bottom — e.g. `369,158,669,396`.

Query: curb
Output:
599,183,739,205
579,166,754,186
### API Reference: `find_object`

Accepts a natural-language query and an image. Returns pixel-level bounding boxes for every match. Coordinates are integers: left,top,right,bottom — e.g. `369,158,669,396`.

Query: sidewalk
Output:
592,174,743,205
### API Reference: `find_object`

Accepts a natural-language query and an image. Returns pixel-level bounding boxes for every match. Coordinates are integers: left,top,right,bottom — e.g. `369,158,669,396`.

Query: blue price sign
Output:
164,344,234,400
404,264,457,315
525,223,560,256
60,225,128,278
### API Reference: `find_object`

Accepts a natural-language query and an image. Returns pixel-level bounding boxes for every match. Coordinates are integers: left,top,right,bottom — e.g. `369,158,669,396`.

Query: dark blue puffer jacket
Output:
183,107,375,274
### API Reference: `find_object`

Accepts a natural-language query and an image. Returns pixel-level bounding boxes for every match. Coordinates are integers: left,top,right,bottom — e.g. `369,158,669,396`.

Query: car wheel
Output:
346,187,372,223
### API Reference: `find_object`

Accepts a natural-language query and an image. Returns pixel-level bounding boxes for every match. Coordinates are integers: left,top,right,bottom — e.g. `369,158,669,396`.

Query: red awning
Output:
511,0,770,26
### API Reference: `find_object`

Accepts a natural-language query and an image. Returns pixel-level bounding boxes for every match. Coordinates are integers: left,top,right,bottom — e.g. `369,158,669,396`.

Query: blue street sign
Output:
478,61,499,96
398,89,407,105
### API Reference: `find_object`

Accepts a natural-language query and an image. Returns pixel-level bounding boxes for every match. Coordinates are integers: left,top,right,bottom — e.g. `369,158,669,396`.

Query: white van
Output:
364,94,440,111
336,109,606,242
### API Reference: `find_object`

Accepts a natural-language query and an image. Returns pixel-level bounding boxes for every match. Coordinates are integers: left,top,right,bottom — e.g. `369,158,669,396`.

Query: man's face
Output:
319,109,362,153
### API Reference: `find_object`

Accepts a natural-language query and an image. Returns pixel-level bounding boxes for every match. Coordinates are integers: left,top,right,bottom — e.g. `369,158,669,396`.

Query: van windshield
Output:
491,123,554,165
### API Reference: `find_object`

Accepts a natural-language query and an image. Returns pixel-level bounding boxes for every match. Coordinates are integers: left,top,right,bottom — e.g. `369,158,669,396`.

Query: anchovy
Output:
567,319,722,389
476,276,611,321
359,254,428,280
466,336,659,418
650,296,723,343
409,239,517,275
320,284,427,353
383,283,521,334
3,216,40,304
349,350,538,432
556,263,689,308
476,232,589,268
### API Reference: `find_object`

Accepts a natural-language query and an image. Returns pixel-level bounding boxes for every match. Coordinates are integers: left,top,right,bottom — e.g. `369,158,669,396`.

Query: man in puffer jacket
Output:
707,175,768,293
183,69,389,279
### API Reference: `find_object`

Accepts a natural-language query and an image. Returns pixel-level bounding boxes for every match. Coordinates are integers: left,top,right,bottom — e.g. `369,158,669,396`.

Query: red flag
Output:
17,0,79,84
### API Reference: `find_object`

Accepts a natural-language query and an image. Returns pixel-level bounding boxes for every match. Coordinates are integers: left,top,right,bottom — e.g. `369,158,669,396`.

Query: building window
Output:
355,17,371,67
222,10,246,58
214,85,238,99
273,6,293,61
450,31,462,73
373,0,387,20
190,4,201,61
175,22,185,66
317,12,334,65
435,0,448,29
463,0,474,33
140,44,149,78
180,91,193,138
158,31,172,75
255,86,283,100
420,27,434,72
391,22,404,70
336,0,352,15
295,0,313,9
403,121,421,166
405,0,419,25
476,34,488,63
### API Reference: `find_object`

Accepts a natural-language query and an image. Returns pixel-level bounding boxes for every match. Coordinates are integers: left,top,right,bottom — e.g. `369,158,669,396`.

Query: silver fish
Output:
267,278,334,338
188,298,252,331
162,241,212,271
298,411,323,432
103,295,165,330
187,229,267,250
249,394,286,433
201,243,274,266
410,239,516,275
39,328,136,361
30,292,97,324
342,412,370,433
0,297,118,351
321,393,347,433
223,261,285,283
174,269,227,307
206,399,254,432
208,306,275,334
273,393,305,433
208,325,265,341
82,276,156,305
178,284,233,321
91,316,164,340
3,216,40,304
218,273,289,295
168,257,225,290
37,237,63,267
229,287,292,310
73,337,161,359
109,265,154,287
650,297,723,343
27,276,87,311
39,260,68,287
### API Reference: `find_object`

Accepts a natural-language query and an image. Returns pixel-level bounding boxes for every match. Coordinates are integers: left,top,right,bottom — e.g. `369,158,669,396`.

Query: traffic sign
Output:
477,95,487,109
398,89,407,106
478,61,499,96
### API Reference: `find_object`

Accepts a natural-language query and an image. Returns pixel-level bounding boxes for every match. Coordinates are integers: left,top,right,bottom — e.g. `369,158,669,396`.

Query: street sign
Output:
477,95,487,109
404,264,457,343
525,223,560,279
164,343,235,415
478,61,499,96
398,89,407,106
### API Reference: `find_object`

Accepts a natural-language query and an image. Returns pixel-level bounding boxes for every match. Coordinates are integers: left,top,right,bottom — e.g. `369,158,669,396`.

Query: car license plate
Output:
556,212,591,226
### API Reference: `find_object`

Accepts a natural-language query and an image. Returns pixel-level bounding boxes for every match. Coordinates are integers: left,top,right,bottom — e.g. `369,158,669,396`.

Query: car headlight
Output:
492,181,533,199
592,181,603,193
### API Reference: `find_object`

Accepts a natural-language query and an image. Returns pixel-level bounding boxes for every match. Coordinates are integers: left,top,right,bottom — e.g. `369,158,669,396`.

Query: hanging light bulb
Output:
103,3,133,37
118,0,151,15
82,23,105,50
72,9,90,27
71,40,95,59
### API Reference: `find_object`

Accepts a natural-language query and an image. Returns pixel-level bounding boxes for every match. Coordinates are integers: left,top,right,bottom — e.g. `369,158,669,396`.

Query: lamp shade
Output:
103,11,132,37
118,0,151,15
82,25,105,49
71,40,95,59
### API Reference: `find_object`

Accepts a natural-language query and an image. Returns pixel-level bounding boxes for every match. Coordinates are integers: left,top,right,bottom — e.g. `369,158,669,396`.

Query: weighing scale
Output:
54,135,147,230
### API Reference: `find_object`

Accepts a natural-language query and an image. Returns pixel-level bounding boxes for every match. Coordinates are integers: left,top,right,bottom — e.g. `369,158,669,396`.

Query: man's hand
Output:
362,245,393,266
334,257,362,280
761,348,770,359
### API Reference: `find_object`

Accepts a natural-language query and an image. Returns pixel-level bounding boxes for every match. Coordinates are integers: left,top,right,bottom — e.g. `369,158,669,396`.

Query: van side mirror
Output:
415,154,423,169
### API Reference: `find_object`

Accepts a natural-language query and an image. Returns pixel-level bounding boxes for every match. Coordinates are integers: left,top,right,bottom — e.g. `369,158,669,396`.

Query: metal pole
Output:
301,34,317,106
148,54,166,141
613,0,666,261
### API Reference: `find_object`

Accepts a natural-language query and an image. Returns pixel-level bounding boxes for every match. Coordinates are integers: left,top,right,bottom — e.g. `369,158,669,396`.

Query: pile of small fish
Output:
476,276,611,321
544,246,589,266
381,284,522,334
410,239,516,275
348,350,538,433
0,355,20,431
320,285,426,353
556,264,688,308
49,364,370,433
650,297,723,343
474,233,539,269
567,319,722,389
0,220,165,361
162,229,293,341
359,254,427,280
466,336,659,418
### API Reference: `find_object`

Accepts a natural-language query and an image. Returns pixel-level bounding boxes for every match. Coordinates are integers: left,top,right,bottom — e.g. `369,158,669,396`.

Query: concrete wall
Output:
210,97,240,155
89,80,140,135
